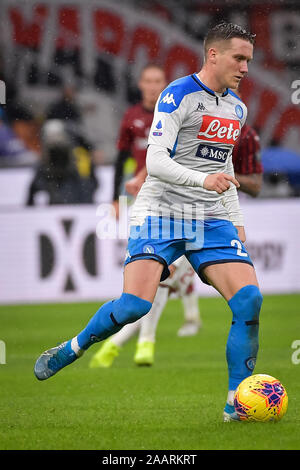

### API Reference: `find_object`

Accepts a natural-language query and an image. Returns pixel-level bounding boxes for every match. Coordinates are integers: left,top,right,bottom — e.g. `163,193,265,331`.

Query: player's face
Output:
138,68,167,106
215,38,253,90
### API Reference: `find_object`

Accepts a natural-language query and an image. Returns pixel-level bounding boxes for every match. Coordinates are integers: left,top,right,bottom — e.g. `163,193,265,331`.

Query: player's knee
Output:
112,293,152,327
246,285,263,321
229,284,263,322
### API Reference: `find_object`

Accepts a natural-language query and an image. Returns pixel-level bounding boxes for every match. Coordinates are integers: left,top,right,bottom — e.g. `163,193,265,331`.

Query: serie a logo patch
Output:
195,144,231,163
153,119,163,136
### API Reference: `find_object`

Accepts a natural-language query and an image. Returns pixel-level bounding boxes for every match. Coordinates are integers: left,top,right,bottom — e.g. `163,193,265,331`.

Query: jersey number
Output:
231,239,248,257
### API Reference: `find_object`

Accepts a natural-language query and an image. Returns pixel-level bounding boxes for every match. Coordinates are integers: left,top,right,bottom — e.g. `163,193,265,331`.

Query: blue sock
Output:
226,285,263,391
76,293,152,350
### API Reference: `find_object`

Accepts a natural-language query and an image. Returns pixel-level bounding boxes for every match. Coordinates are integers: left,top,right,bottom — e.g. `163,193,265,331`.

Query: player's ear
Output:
207,47,217,64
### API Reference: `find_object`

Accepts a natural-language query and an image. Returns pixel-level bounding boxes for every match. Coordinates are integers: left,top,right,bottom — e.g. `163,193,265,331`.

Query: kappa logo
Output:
198,115,241,145
160,93,177,106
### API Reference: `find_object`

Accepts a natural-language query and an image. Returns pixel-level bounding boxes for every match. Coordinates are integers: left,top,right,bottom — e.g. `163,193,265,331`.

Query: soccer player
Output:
89,121,263,368
34,23,263,423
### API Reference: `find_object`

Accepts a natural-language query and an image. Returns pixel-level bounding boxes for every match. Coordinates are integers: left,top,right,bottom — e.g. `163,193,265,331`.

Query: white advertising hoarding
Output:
0,200,299,304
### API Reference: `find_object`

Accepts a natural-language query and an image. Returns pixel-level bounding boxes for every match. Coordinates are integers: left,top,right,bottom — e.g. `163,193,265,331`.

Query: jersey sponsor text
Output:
198,115,241,145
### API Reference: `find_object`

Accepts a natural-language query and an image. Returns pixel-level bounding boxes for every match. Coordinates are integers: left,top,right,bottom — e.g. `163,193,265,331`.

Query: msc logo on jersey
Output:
160,93,177,106
196,144,231,163
198,115,240,145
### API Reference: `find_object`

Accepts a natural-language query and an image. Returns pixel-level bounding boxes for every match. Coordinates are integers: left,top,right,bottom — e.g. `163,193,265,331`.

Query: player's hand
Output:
125,176,144,197
236,226,246,242
203,173,240,194
112,200,120,220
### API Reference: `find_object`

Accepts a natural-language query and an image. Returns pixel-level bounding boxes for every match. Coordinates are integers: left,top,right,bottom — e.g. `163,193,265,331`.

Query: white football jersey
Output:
131,73,247,223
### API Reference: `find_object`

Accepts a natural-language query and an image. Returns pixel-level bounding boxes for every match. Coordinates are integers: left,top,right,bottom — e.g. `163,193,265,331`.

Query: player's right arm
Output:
233,126,263,197
147,144,239,192
113,149,131,202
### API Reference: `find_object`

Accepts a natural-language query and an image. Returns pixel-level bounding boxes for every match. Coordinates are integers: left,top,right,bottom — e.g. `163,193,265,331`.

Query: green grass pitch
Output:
0,294,299,450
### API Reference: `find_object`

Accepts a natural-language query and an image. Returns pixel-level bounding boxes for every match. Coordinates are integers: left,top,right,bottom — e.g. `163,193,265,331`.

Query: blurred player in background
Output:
35,23,264,423
27,119,98,205
112,64,166,219
89,106,263,369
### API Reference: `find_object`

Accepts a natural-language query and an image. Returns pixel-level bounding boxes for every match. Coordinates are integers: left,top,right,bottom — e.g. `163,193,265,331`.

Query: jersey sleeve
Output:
222,154,244,226
147,83,188,152
117,109,134,152
240,103,248,128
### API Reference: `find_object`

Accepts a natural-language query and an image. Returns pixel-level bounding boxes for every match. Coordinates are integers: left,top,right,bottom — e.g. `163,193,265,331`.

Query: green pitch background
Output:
0,294,299,450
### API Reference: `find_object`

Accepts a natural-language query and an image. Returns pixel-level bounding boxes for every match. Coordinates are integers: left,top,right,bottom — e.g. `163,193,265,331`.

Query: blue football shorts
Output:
124,216,253,285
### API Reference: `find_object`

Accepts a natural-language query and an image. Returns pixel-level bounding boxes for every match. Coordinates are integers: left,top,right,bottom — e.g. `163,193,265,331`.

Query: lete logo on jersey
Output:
198,115,241,145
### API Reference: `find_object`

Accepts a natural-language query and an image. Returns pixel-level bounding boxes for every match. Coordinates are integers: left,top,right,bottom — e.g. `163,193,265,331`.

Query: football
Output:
234,374,288,422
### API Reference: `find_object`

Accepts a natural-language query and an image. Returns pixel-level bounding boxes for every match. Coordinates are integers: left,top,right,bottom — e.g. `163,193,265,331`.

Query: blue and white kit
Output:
124,73,253,282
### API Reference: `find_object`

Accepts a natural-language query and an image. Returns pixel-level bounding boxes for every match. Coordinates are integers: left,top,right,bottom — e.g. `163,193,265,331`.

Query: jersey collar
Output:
191,73,229,97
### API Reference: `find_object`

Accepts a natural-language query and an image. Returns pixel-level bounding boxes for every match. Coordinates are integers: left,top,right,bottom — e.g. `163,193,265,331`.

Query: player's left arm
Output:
235,173,263,197
235,127,263,198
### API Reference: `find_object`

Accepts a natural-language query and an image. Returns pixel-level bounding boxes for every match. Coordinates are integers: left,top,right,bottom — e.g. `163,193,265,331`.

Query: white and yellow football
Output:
234,374,288,422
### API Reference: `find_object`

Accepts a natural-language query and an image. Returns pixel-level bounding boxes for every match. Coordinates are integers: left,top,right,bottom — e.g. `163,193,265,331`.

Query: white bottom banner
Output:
0,200,299,304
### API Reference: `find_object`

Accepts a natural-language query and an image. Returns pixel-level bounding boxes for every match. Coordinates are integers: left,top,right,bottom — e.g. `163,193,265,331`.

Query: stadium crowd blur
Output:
0,0,300,202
